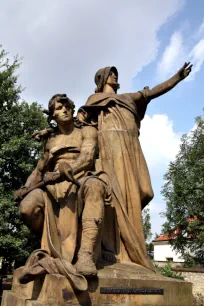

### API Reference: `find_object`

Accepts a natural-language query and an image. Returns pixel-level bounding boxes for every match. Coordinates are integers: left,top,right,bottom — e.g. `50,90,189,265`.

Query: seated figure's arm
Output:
32,128,54,141
14,146,50,200
71,126,97,175
130,62,192,102
24,146,49,188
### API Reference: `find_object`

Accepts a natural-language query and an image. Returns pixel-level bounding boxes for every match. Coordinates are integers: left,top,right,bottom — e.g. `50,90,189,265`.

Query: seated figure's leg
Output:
76,178,105,276
19,188,45,234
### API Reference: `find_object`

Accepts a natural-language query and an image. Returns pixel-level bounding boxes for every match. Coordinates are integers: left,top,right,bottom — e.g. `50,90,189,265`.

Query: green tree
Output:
142,207,152,242
0,46,47,270
161,114,204,266
142,207,153,258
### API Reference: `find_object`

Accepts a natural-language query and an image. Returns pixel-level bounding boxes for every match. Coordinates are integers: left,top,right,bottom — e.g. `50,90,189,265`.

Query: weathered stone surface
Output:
3,64,194,305
180,271,204,297
1,262,193,306
11,267,44,300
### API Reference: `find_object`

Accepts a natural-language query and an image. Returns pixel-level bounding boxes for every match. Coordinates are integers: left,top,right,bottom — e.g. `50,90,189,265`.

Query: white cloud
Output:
157,20,204,82
187,39,204,81
197,20,204,38
0,0,184,108
140,114,182,236
140,114,181,169
157,31,185,80
140,114,198,237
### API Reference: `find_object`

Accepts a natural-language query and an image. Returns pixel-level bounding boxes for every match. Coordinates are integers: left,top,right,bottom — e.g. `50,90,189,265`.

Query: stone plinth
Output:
1,262,193,306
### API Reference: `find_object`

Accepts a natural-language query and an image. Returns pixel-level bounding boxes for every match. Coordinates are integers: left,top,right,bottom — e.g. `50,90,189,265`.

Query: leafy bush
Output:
154,262,184,280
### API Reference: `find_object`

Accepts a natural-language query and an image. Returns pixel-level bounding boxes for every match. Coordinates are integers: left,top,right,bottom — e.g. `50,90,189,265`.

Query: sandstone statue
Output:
15,94,111,291
14,62,192,294
77,62,192,271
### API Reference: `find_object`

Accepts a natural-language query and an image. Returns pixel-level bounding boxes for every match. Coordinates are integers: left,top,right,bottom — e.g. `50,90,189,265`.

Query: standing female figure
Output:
78,63,192,271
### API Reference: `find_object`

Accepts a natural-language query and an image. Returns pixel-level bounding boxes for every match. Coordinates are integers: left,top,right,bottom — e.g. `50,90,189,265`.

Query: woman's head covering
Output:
94,66,119,93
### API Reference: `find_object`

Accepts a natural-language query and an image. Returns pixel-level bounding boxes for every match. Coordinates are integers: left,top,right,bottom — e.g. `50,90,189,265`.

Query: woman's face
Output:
106,70,118,87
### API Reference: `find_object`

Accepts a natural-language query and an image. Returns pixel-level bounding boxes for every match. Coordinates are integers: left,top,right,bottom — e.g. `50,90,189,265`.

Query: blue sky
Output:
137,1,204,237
135,0,204,132
0,0,203,238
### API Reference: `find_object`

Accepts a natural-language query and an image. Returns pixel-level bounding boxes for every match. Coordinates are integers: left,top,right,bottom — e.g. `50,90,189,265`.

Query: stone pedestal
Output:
1,262,192,306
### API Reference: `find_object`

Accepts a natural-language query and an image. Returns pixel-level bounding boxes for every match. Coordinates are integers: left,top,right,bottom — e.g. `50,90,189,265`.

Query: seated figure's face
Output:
53,100,73,124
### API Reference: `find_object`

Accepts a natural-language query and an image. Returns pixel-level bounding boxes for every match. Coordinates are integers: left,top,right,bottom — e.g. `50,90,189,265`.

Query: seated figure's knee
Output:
84,178,105,196
19,189,45,233
82,178,105,221
20,189,44,216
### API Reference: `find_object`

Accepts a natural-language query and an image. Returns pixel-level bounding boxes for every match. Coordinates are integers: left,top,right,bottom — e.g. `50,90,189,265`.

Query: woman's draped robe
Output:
79,90,155,271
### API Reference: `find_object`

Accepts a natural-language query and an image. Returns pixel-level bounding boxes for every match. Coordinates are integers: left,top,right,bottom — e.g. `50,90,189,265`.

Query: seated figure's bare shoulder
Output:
81,126,97,141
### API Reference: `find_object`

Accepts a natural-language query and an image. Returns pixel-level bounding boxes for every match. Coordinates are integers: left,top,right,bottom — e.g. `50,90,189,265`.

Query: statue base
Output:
1,262,192,306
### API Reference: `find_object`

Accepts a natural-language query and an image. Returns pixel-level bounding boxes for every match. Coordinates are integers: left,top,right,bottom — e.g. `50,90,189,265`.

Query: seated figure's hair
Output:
41,94,82,132
48,94,75,118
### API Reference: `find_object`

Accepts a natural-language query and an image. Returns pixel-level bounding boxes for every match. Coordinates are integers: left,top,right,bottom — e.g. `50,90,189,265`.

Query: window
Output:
166,257,173,262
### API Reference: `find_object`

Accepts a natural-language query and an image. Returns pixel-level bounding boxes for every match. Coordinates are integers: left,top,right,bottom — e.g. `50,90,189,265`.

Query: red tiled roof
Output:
156,233,175,241
156,235,169,241
156,217,202,241
187,216,197,222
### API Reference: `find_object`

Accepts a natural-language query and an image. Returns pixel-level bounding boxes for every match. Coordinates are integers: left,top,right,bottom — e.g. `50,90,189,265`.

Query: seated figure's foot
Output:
75,251,97,277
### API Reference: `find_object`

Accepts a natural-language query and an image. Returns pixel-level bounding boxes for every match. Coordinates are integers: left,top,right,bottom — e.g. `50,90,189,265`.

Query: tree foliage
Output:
0,46,47,269
161,114,204,266
142,207,152,242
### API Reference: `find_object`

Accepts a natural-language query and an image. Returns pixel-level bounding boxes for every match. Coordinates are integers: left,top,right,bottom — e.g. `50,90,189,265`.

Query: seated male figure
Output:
17,94,109,278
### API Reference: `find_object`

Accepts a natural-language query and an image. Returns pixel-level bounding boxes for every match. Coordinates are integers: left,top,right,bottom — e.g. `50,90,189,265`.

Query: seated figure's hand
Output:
32,128,54,141
58,162,73,180
58,162,80,187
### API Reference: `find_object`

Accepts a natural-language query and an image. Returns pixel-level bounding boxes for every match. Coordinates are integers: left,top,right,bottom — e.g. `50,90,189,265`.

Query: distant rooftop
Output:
154,217,202,242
